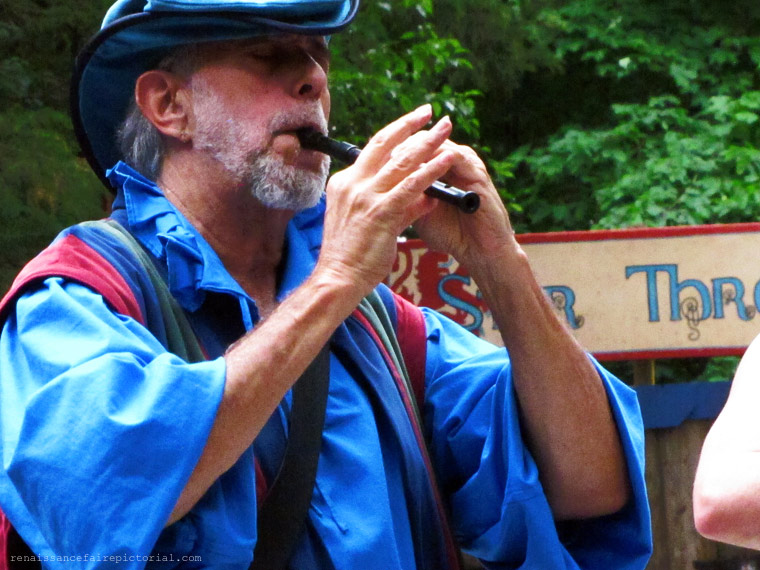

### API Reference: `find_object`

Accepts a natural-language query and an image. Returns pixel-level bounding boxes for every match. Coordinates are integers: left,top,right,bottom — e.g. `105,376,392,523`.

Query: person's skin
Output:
693,334,760,549
134,32,630,526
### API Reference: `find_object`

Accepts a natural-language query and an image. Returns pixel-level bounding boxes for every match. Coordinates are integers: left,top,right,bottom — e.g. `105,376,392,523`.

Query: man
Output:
0,0,651,568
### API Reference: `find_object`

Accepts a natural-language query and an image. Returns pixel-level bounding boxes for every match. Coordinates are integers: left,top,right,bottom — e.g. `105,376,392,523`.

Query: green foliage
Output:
501,0,760,234
0,0,112,109
0,107,109,292
329,2,481,146
0,0,110,293
605,355,740,385
511,92,760,230
431,0,565,153
328,1,525,210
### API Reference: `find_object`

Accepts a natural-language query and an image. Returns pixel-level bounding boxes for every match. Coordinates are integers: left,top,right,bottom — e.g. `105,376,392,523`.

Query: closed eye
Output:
234,36,330,73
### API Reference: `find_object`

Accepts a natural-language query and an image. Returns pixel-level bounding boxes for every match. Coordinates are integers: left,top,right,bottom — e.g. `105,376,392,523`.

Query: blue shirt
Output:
0,162,652,569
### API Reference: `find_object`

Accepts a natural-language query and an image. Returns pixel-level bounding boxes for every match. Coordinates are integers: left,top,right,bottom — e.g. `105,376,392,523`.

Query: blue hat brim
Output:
71,2,358,188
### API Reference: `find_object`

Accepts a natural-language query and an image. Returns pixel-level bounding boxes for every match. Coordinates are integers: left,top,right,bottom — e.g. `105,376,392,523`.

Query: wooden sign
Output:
389,223,760,360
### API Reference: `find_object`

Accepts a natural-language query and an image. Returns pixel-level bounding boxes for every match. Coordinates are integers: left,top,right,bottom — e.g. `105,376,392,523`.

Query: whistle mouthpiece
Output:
297,128,361,164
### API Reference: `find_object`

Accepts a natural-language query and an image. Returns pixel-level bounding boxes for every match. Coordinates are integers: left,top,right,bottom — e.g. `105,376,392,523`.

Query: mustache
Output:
268,104,328,137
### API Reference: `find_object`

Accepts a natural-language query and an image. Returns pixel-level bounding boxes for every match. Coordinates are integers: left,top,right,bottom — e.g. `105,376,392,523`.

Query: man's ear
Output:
135,69,191,143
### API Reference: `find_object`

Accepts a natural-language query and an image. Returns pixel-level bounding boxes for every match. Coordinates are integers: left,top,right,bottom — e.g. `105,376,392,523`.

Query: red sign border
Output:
399,223,760,361
516,221,760,244
521,222,760,360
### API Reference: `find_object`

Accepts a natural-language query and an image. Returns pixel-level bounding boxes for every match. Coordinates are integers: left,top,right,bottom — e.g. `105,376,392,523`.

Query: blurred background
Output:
4,1,760,566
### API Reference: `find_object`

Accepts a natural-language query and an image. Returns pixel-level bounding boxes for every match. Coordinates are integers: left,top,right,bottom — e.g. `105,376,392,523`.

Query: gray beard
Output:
191,79,330,211
240,148,329,211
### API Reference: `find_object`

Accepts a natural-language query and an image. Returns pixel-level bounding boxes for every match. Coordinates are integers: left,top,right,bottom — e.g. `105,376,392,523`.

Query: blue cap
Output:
71,0,359,188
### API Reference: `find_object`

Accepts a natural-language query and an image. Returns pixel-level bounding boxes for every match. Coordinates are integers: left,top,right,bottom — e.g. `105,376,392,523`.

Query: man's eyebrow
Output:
240,35,329,52
309,39,331,61
288,36,330,53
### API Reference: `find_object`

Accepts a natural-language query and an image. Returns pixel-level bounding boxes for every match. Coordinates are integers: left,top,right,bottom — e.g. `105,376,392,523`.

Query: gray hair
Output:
117,101,164,180
116,45,203,180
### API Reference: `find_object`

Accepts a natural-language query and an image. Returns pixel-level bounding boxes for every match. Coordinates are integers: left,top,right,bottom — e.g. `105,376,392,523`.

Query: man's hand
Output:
412,139,518,270
315,104,455,302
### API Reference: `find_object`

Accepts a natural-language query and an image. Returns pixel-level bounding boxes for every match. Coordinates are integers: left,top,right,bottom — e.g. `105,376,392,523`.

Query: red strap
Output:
351,307,460,570
0,234,145,326
392,293,427,408
0,510,9,570
254,457,269,505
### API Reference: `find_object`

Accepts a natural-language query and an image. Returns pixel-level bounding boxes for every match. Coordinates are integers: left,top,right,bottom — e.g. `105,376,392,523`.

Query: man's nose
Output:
293,53,328,99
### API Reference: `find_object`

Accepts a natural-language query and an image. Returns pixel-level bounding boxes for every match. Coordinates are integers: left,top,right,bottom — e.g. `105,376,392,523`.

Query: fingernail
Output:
415,104,433,118
433,115,452,132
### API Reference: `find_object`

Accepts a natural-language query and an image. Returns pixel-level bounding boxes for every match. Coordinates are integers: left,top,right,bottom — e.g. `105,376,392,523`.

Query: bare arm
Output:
470,244,629,519
414,143,630,520
693,334,760,548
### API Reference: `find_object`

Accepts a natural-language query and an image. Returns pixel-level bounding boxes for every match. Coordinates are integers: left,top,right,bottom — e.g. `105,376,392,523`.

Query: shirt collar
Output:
106,161,325,314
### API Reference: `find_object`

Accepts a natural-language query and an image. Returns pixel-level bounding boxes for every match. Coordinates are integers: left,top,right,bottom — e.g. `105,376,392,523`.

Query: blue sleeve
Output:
0,278,226,567
421,309,652,570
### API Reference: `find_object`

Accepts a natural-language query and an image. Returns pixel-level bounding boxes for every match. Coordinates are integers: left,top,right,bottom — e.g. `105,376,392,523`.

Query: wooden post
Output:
633,359,655,386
